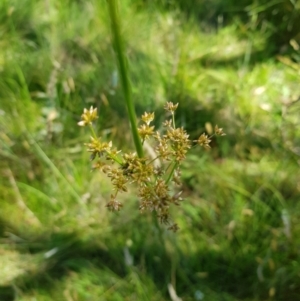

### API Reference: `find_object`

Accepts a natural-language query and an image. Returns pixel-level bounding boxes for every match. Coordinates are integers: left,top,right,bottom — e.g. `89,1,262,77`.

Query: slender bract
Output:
107,0,144,158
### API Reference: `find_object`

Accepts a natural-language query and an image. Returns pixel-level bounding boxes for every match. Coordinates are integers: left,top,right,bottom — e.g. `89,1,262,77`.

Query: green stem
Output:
88,124,97,139
166,162,178,184
172,113,176,128
107,153,123,165
107,0,144,158
147,155,162,166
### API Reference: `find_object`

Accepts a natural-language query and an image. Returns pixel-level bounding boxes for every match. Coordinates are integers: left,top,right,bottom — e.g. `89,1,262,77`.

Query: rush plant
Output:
77,0,225,231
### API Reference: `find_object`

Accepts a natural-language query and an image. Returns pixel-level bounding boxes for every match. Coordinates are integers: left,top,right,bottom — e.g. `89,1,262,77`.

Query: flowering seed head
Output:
141,112,155,125
215,125,226,136
138,124,155,140
78,106,98,126
85,137,112,159
162,120,173,128
164,102,178,113
106,196,123,211
194,133,211,149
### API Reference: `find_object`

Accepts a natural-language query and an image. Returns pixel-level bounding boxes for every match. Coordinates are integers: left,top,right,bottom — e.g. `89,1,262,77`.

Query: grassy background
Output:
1,0,300,300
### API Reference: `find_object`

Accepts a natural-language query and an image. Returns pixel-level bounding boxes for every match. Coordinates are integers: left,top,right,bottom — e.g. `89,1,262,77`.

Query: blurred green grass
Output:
1,0,300,300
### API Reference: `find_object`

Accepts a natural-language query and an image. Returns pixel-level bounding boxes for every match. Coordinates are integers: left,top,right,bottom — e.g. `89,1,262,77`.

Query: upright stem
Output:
166,162,178,184
107,0,144,158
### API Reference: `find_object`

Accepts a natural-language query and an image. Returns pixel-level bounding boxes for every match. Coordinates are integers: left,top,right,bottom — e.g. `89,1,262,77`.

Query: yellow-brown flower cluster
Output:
78,106,98,126
166,127,191,162
78,102,225,232
122,152,153,184
194,133,211,149
138,112,155,141
164,102,179,113
193,125,226,150
215,125,226,136
106,196,123,211
141,112,155,125
86,137,112,159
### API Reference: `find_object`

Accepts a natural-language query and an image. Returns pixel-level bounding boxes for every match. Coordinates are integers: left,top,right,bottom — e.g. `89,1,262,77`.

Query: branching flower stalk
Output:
78,104,225,231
